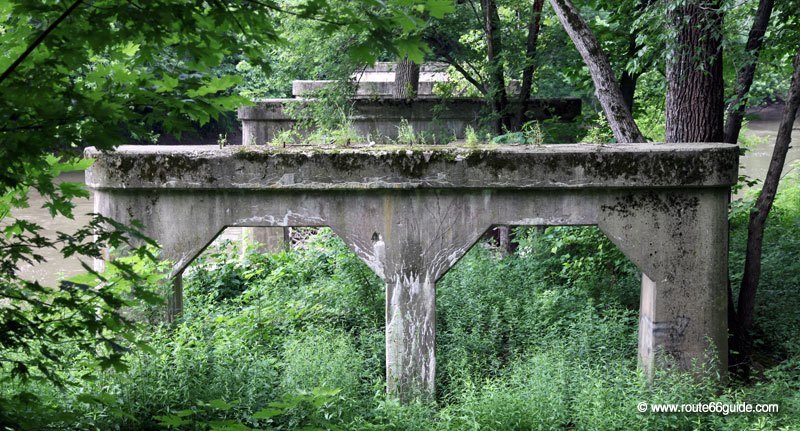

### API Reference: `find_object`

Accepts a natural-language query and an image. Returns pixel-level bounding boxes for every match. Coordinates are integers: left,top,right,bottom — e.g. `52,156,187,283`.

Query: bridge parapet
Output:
86,143,738,401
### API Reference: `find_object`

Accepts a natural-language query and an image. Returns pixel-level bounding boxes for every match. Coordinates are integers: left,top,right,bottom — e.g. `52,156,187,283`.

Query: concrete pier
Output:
85,143,738,400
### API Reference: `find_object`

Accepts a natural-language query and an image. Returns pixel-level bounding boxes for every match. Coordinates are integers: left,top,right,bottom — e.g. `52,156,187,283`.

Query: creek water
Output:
9,171,243,287
736,105,800,189
10,112,800,286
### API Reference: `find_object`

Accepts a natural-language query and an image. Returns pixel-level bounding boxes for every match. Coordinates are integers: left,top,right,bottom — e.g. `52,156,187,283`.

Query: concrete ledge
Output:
237,97,582,144
85,143,738,191
291,79,518,98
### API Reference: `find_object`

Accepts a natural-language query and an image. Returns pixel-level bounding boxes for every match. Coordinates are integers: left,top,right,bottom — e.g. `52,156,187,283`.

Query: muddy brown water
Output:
10,111,800,286
737,105,800,190
9,172,243,286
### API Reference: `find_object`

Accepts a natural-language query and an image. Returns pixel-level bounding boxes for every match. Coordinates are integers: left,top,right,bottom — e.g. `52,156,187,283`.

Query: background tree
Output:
723,0,774,144
738,47,800,347
426,0,596,133
513,0,545,127
664,0,724,143
393,57,421,98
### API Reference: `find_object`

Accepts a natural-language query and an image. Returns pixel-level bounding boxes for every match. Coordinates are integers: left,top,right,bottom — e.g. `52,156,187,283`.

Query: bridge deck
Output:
86,143,737,190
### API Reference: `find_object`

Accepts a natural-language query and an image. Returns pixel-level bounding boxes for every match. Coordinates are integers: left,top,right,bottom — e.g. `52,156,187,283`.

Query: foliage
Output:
394,119,416,145
0,240,169,428
269,129,303,148
464,125,480,146
582,113,615,144
185,240,253,301
0,157,170,386
730,163,800,356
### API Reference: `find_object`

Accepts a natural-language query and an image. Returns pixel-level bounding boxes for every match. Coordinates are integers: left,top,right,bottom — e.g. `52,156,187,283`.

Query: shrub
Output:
281,329,365,399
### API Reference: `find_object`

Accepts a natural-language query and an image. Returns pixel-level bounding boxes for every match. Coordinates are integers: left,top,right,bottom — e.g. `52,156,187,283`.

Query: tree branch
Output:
548,0,645,142
442,55,486,95
723,0,775,144
243,0,356,27
0,0,84,87
738,47,800,333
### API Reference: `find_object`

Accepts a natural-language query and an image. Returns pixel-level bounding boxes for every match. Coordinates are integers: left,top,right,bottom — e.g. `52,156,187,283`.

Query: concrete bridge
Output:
85,142,738,401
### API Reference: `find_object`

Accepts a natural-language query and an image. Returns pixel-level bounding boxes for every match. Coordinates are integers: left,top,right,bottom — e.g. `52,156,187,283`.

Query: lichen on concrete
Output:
85,143,738,191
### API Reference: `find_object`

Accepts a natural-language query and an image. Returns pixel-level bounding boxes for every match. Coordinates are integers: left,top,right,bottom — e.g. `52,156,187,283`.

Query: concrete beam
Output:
291,78,516,98
86,143,737,191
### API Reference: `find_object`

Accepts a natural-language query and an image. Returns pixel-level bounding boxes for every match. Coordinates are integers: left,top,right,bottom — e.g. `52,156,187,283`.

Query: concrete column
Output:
599,189,729,380
385,275,436,402
166,271,184,323
329,192,490,402
241,227,289,253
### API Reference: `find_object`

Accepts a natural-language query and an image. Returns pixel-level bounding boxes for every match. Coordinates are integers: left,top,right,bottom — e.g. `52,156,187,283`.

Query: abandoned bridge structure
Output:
85,142,738,401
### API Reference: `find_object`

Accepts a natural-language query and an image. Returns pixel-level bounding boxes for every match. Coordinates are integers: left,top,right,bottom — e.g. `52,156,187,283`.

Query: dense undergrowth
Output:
2,172,800,430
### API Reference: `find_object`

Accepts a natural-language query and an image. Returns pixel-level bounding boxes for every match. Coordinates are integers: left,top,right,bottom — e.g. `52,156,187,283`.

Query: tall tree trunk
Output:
548,0,645,143
619,71,638,113
619,34,640,112
665,0,724,143
514,0,546,129
663,0,727,367
393,57,420,99
482,0,510,134
723,0,775,144
738,48,800,334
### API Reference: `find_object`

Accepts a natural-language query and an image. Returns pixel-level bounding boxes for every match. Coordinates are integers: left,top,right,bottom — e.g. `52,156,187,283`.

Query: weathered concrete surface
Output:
238,98,581,145
597,189,730,375
292,62,451,98
291,79,520,98
241,227,288,253
86,143,736,191
85,143,738,400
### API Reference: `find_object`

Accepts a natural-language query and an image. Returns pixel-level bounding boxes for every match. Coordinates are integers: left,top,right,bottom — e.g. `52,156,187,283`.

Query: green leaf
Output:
425,0,454,18
209,420,251,431
208,399,233,411
155,415,192,427
187,75,242,97
155,76,180,93
252,407,283,419
395,37,428,64
348,45,376,64
120,42,140,57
